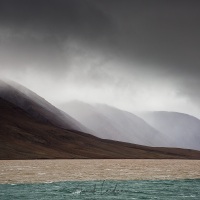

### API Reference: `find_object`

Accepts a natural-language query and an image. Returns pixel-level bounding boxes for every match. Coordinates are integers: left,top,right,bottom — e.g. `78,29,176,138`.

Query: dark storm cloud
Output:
0,0,115,74
1,0,200,113
97,0,200,71
1,0,200,74
95,0,200,104
0,0,113,39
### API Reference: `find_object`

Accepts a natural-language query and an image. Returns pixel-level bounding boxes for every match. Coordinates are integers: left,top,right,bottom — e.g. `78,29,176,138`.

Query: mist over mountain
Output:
60,101,170,147
0,1,200,159
1,79,200,153
140,111,200,150
2,82,199,159
1,0,200,118
0,80,87,132
60,101,200,151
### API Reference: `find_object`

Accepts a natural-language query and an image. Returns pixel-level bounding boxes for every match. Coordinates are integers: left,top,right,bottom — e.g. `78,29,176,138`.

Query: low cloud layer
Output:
1,0,200,117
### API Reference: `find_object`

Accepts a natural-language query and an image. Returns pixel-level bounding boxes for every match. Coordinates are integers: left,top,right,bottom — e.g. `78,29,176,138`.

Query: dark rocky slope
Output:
1,98,200,159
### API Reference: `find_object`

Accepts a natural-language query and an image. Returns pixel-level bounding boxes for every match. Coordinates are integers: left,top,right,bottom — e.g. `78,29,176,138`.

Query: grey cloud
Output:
1,0,200,73
0,0,113,38
0,0,115,74
94,0,200,107
1,0,200,116
99,0,200,72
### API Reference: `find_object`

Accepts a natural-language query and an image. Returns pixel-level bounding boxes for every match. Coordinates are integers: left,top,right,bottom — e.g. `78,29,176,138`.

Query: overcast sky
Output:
1,0,200,117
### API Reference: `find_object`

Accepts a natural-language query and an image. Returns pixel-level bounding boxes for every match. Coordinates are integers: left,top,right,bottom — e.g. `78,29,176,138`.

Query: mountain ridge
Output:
1,97,200,159
60,101,170,147
0,80,87,132
1,81,200,159
140,111,200,150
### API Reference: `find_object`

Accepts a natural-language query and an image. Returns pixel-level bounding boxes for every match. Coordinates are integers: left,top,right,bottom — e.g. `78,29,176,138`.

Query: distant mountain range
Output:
0,80,200,159
61,101,169,147
140,111,200,150
61,101,200,151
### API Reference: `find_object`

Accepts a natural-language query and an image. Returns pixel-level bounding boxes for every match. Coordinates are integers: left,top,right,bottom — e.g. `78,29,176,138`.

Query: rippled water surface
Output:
1,160,200,199
1,179,200,199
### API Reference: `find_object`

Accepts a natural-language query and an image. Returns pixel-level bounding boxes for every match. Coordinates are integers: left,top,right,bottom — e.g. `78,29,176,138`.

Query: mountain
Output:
60,101,169,147
0,80,87,132
1,97,200,159
140,111,200,150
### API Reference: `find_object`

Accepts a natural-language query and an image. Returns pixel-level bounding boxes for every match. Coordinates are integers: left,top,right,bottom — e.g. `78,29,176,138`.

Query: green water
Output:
0,179,200,199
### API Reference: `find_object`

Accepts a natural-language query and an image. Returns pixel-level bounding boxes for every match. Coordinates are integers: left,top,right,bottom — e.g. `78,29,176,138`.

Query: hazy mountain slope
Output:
0,80,86,132
140,111,200,150
1,97,200,159
60,101,122,139
60,101,169,147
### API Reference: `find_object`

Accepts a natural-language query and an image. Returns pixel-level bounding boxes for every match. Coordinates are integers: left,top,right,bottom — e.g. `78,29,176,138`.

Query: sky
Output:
1,0,200,117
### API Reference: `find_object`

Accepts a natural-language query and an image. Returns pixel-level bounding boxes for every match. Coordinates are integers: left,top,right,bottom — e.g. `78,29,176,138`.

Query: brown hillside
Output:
1,98,200,159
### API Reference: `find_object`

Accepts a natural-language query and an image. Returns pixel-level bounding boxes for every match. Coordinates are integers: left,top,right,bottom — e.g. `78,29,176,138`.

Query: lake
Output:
1,159,200,199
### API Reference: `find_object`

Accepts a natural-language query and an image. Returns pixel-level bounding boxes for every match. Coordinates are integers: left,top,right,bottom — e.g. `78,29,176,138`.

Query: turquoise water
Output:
1,179,200,199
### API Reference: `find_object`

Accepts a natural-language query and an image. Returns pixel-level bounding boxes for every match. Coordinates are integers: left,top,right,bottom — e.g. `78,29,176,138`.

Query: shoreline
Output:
1,159,200,184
